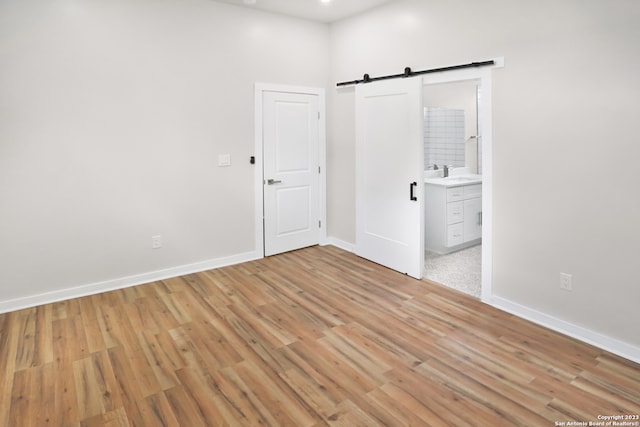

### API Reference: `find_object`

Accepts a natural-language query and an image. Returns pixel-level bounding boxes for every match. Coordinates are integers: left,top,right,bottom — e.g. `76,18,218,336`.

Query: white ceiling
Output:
212,0,396,23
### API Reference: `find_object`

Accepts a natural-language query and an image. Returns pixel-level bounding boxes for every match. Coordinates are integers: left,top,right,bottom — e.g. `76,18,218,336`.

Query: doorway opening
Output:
421,62,497,302
423,79,482,298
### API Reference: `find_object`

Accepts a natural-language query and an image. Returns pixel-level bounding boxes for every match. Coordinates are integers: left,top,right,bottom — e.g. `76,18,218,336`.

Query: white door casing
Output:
422,57,503,302
355,77,424,279
262,90,321,256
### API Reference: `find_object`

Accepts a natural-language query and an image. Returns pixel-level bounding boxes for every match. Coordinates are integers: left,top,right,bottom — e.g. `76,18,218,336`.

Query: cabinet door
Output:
463,197,482,242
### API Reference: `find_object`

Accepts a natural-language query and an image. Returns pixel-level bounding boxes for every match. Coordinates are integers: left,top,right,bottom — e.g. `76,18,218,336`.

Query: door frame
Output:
422,57,503,302
254,83,327,258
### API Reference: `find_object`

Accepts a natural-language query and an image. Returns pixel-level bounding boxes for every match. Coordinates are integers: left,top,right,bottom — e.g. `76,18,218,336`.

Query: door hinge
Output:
318,166,321,174
317,112,320,120
318,220,321,228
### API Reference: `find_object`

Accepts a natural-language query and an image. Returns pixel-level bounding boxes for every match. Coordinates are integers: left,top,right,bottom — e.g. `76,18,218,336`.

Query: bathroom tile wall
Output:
424,107,465,169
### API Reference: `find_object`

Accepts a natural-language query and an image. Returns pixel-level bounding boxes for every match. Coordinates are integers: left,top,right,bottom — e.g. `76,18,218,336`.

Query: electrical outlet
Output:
560,272,572,291
152,235,162,249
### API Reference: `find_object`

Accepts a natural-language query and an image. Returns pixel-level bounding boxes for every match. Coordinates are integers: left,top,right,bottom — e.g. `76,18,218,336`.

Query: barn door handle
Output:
409,182,417,201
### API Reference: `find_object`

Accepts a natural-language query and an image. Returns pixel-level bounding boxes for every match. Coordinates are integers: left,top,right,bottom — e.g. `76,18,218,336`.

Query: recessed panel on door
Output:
276,186,311,235
275,102,310,173
362,93,411,244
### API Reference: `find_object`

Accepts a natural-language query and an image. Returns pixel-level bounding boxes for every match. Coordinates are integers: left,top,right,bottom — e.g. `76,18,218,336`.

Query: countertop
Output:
424,173,482,187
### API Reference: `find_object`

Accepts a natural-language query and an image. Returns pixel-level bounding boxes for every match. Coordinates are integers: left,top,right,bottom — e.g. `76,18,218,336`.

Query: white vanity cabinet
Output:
425,182,482,254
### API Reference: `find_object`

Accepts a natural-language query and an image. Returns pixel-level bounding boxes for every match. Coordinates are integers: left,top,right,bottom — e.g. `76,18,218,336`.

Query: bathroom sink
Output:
440,177,477,186
424,174,482,186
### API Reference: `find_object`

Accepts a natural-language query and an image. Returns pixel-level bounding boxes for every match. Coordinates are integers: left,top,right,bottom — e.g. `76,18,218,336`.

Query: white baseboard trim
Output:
491,296,640,364
0,250,262,315
324,237,355,253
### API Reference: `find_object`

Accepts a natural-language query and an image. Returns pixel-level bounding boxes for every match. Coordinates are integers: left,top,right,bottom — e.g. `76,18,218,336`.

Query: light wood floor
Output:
1,246,639,426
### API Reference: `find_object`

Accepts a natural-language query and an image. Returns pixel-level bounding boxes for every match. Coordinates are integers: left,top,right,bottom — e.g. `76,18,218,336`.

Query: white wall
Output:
0,0,329,304
328,0,640,350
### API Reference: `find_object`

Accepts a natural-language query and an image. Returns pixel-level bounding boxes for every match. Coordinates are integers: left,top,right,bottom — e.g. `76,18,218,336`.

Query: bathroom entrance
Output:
423,79,483,298
421,64,496,302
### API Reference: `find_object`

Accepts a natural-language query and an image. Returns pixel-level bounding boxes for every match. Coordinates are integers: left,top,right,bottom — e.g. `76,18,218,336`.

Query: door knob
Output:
267,179,282,185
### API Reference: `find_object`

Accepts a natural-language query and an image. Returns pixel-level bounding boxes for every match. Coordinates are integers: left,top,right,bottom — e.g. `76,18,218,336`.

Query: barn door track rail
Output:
336,60,495,87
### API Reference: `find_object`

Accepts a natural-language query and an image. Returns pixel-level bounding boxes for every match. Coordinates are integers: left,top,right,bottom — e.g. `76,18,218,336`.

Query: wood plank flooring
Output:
1,245,639,426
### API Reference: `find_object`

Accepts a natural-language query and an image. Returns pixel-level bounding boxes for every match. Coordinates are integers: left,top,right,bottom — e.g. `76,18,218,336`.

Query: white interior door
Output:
263,91,320,256
355,77,424,278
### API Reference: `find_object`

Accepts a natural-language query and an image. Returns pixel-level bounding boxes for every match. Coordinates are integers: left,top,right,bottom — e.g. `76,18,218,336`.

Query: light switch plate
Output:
218,154,231,167
560,272,572,291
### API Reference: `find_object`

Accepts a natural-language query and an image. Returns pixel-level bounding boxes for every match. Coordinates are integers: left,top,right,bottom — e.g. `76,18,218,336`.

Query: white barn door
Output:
355,78,424,279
